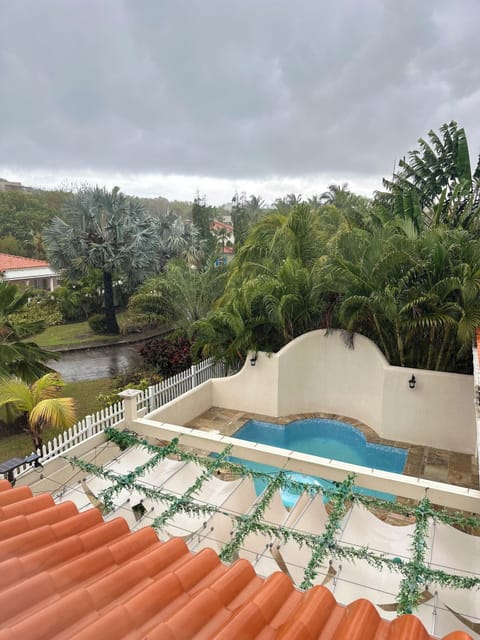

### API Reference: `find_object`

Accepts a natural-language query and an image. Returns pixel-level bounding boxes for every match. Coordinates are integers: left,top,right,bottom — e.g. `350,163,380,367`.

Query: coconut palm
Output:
0,373,76,450
44,186,159,334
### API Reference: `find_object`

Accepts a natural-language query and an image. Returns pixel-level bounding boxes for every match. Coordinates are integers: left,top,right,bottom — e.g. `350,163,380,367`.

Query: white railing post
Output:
86,415,93,439
119,389,142,427
148,385,156,412
191,363,198,389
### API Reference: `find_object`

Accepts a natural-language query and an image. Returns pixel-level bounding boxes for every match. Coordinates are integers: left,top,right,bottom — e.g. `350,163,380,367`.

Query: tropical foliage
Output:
0,282,57,383
43,186,159,334
378,121,480,234
0,372,76,450
0,189,70,258
128,258,227,330
193,123,480,373
139,334,192,377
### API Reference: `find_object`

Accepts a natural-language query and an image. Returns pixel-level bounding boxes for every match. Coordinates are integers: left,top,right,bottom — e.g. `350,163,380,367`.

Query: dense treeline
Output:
194,122,480,374
2,121,479,375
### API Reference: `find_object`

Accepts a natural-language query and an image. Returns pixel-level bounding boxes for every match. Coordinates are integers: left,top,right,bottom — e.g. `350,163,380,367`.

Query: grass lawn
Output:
0,378,114,460
32,312,129,348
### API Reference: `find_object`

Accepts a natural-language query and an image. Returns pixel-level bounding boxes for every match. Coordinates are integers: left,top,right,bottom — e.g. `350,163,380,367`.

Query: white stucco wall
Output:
147,330,476,454
381,366,473,451
275,332,386,427
149,381,213,425
211,354,279,416
213,330,476,454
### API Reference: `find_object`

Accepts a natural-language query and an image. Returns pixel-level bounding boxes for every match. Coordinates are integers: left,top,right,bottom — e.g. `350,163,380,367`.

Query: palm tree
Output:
128,258,227,329
153,211,207,269
195,204,326,360
272,193,303,214
379,121,480,233
232,203,322,277
0,282,57,383
320,183,350,207
320,224,480,372
0,373,76,450
44,186,159,334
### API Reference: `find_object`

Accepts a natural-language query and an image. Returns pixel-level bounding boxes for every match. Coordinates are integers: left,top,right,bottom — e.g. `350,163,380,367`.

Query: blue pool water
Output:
230,418,408,507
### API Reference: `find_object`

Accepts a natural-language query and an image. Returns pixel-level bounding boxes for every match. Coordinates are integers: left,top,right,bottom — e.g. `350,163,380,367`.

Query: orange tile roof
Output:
211,220,233,232
0,479,472,640
0,253,49,271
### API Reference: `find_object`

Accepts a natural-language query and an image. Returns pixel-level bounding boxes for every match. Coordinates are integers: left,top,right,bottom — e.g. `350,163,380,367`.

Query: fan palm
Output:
44,186,159,334
129,258,227,328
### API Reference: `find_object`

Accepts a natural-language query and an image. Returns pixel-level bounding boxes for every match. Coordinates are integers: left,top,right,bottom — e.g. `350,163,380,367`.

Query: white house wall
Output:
211,354,279,416
275,331,385,428
149,330,476,454
381,365,474,452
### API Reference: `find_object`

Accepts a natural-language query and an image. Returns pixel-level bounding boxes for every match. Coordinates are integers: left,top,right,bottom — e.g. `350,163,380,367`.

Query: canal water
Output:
47,344,144,382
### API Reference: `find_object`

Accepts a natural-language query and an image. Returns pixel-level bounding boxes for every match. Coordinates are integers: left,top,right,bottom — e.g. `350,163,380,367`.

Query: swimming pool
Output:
230,418,408,506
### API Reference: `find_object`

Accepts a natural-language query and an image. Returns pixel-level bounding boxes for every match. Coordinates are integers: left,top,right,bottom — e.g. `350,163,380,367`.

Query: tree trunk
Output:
103,269,120,334
31,429,43,452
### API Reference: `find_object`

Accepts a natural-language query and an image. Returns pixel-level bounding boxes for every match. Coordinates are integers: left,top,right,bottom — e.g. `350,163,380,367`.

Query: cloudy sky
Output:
1,0,479,204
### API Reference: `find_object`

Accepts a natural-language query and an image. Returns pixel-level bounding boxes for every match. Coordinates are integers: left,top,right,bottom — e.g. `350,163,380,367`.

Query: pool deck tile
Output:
184,408,479,491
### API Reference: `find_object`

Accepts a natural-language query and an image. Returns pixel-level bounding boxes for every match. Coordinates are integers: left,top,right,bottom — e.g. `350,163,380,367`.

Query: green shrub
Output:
7,291,62,331
119,312,158,335
88,313,109,334
96,369,163,406
52,274,104,322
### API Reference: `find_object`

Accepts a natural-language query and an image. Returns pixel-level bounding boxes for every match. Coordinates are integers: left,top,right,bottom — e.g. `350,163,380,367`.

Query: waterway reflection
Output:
47,344,144,382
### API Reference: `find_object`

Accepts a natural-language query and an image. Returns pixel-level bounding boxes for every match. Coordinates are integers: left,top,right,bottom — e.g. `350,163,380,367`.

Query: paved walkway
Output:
185,407,479,490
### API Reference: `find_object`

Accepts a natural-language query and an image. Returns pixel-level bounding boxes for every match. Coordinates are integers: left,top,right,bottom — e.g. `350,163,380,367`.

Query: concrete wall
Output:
275,332,386,427
147,330,476,454
217,330,476,454
381,365,474,451
211,354,279,416
148,381,213,425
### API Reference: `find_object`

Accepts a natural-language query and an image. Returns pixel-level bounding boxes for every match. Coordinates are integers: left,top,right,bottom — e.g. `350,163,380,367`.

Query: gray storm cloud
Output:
1,0,479,183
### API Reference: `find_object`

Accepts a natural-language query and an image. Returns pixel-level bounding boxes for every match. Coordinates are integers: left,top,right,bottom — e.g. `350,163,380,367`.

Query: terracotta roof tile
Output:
0,482,472,640
0,253,50,270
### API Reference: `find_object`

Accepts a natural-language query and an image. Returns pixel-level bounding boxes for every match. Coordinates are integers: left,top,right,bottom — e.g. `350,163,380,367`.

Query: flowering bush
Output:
139,334,192,377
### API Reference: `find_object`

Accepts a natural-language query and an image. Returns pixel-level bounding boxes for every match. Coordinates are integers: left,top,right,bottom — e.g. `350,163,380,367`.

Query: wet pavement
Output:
47,344,144,382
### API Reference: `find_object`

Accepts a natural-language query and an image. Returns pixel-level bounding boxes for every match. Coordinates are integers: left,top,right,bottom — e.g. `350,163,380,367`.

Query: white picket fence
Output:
11,357,227,479
136,358,226,414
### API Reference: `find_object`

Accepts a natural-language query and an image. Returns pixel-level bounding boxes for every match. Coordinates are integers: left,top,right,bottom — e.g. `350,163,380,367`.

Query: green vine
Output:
300,474,355,590
150,445,233,531
396,497,431,614
64,428,480,611
220,471,285,563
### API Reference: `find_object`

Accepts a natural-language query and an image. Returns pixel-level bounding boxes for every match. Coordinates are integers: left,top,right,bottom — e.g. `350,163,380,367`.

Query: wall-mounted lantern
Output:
250,353,258,366
408,374,416,389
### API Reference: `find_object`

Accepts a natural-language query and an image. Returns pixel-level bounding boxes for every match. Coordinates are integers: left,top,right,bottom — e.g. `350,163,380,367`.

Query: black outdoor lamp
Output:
250,353,258,366
408,374,416,389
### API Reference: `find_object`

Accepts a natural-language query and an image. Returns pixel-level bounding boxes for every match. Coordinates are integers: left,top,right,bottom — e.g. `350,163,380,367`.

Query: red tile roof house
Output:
211,220,235,265
0,253,59,291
